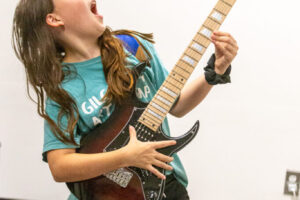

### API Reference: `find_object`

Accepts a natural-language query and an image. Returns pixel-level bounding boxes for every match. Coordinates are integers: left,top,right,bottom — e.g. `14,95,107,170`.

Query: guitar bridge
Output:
104,168,133,188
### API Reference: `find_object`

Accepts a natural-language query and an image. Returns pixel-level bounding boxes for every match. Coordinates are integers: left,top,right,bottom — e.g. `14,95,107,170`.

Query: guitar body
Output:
66,64,199,200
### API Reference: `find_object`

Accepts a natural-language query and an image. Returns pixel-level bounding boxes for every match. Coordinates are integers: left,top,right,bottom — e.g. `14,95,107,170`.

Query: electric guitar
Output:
66,0,236,199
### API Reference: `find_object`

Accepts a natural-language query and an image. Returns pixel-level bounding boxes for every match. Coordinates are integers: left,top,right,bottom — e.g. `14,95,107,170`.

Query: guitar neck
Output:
138,0,236,131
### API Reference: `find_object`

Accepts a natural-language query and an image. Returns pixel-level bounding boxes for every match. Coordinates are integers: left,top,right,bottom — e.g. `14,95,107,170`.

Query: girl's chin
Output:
96,25,106,36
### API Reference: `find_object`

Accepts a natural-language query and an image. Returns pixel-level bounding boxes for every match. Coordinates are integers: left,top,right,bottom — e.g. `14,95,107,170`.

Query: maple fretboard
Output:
138,0,236,131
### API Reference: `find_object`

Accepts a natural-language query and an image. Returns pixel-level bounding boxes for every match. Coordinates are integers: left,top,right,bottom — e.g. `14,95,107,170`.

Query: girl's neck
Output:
60,34,101,63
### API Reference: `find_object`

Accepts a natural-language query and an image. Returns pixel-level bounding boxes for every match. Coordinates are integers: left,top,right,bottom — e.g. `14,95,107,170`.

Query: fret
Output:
152,98,170,110
181,55,196,67
168,76,185,88
147,108,164,120
150,102,168,115
140,113,161,130
140,114,159,128
186,47,202,61
139,114,158,125
159,87,177,100
194,33,211,47
214,7,227,16
166,78,183,90
209,10,224,24
176,61,194,73
163,82,180,95
182,55,197,67
138,118,157,131
143,112,161,124
161,84,179,97
170,71,187,84
222,0,235,6
148,104,166,117
145,113,162,125
203,18,221,31
191,41,206,54
215,1,231,15
165,80,181,92
173,66,190,78
199,27,213,39
158,89,176,101
156,94,173,106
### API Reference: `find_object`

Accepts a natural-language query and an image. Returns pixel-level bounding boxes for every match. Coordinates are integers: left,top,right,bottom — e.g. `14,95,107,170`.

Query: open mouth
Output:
90,1,98,15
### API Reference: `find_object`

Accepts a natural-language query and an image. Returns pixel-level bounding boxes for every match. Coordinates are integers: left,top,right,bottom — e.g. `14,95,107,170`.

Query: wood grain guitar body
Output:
66,63,199,200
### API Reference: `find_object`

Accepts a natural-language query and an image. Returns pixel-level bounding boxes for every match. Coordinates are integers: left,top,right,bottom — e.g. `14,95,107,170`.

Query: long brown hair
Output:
12,0,154,145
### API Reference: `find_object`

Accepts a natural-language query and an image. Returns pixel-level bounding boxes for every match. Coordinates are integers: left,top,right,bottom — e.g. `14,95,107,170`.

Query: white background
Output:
1,0,300,199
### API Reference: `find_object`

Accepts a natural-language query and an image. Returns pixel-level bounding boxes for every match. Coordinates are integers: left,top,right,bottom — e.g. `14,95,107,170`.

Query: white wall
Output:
1,0,300,199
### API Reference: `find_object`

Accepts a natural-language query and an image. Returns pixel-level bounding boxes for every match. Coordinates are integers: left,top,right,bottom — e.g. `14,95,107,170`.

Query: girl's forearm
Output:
48,148,128,182
170,74,213,117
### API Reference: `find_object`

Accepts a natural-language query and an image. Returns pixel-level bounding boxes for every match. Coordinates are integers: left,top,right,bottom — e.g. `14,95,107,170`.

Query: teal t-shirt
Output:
43,37,188,200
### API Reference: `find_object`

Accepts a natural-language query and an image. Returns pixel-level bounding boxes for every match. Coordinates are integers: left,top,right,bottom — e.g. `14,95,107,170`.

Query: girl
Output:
12,0,238,199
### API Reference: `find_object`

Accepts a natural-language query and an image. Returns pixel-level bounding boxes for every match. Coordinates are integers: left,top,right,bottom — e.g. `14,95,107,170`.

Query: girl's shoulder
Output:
115,31,157,57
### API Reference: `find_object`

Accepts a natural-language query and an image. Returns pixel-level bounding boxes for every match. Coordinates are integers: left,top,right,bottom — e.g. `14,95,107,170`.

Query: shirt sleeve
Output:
42,100,81,162
140,38,181,106
139,38,169,90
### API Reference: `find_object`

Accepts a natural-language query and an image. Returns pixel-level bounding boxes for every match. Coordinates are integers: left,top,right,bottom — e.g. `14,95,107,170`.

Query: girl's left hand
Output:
211,31,239,75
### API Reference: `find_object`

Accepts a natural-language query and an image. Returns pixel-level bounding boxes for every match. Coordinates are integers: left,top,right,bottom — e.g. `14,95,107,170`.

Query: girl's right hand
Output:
122,125,176,180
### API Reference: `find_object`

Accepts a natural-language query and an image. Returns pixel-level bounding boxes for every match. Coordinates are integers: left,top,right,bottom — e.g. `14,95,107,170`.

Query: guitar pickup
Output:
104,168,133,188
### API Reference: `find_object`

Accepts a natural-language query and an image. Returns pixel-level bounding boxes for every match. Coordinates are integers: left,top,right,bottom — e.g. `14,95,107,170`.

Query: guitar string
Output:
134,2,229,140
127,2,231,180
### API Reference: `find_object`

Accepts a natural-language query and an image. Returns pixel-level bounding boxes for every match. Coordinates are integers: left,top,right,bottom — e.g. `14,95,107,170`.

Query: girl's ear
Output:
46,13,64,27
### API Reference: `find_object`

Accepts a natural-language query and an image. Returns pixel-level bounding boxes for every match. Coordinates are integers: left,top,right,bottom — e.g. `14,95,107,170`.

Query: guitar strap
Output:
116,34,148,62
